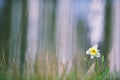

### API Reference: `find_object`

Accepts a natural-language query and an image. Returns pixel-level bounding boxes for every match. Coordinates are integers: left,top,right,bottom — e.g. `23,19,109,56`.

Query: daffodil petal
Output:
86,50,89,54
97,50,100,52
96,52,100,57
91,56,94,59
93,44,98,48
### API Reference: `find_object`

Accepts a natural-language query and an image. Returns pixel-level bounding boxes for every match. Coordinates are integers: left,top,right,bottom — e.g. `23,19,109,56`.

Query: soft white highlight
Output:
88,0,106,45
25,0,40,77
55,0,76,76
109,0,120,74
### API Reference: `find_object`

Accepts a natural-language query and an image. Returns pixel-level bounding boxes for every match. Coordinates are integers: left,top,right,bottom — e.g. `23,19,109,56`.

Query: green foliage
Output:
0,74,7,80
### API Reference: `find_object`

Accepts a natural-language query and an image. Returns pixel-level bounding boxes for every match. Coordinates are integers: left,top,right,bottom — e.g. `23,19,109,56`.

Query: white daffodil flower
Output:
86,44,101,59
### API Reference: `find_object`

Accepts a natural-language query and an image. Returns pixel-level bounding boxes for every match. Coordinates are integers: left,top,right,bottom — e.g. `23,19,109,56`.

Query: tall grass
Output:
0,51,115,80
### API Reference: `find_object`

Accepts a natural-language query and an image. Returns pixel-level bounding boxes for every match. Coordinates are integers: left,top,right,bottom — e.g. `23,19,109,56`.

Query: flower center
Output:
90,48,97,55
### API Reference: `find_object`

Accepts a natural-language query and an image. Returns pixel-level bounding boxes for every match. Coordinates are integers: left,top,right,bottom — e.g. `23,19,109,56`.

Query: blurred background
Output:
0,0,120,79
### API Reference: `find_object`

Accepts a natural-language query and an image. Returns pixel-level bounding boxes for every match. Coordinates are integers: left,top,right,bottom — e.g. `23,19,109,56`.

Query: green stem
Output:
96,59,100,74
